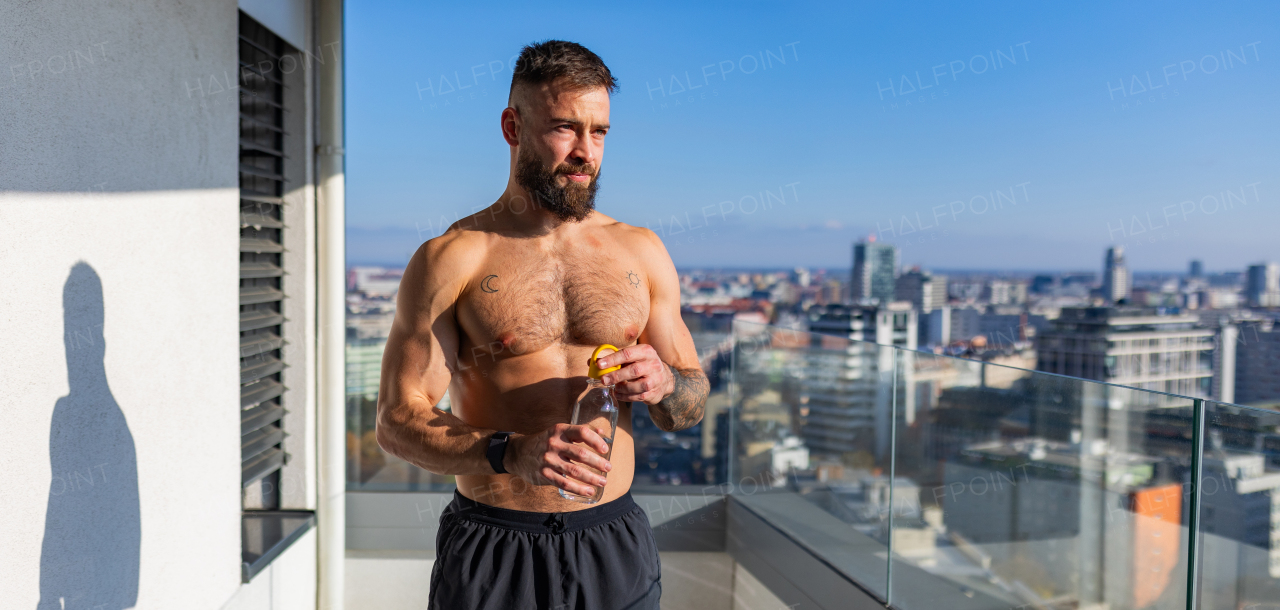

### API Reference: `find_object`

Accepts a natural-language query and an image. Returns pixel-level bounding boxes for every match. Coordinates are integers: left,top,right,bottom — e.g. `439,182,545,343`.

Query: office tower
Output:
895,270,947,313
1103,247,1132,303
852,239,899,304
978,309,1049,347
802,303,916,458
1010,282,1028,305
984,281,1026,305
1189,260,1204,278
1035,307,1217,404
949,282,983,302
1234,320,1280,404
949,306,982,343
1246,263,1280,307
924,307,952,346
986,280,1012,305
792,267,811,288
1030,274,1056,294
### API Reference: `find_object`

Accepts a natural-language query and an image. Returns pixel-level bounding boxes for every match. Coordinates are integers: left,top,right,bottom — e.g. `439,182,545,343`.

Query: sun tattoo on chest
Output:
626,270,641,288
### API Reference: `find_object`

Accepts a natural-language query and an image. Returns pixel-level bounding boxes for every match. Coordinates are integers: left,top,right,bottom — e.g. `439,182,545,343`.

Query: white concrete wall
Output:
0,0,317,608
0,194,243,608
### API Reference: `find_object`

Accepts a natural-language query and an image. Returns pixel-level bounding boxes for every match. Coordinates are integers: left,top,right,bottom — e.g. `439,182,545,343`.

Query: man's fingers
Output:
559,442,612,474
615,378,653,394
601,365,637,385
558,459,608,488
602,362,659,386
541,467,595,497
594,344,654,370
560,424,611,456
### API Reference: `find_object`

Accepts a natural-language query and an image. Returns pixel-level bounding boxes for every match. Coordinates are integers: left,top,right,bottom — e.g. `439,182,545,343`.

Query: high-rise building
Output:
982,281,1027,305
895,270,947,312
1035,307,1219,404
1010,282,1028,305
1246,263,1280,307
986,280,1011,305
924,307,952,346
1189,259,1204,278
791,267,811,288
802,303,917,458
808,302,917,349
1030,274,1056,295
1234,320,1280,404
1103,246,1132,303
947,306,983,344
852,239,899,304
978,308,1048,346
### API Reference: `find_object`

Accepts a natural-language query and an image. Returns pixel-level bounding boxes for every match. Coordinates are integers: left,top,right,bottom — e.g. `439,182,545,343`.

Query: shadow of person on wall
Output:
37,262,140,610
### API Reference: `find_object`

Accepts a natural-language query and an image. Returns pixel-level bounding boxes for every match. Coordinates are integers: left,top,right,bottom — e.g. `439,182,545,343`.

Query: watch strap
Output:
487,431,513,474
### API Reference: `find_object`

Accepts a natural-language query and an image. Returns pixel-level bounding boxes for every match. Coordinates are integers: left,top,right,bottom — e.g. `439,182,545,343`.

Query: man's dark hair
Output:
509,40,618,102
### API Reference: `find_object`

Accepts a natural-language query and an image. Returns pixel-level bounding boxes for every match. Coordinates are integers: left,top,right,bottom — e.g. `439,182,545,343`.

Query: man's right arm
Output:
375,236,611,496
375,236,493,474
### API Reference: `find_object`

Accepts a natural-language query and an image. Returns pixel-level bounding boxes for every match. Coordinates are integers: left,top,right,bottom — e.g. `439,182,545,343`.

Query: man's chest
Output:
457,249,651,358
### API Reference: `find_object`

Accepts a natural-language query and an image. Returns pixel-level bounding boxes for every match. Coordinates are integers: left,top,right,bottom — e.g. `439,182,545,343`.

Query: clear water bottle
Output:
559,344,621,504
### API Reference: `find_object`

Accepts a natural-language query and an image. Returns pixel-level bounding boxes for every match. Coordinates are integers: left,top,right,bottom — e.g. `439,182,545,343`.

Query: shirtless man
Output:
376,40,709,610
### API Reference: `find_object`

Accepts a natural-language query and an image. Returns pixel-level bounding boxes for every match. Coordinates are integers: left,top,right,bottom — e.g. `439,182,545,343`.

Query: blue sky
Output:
345,0,1278,273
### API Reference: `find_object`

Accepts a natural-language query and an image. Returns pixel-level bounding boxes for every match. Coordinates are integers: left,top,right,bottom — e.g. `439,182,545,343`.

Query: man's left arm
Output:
596,231,708,432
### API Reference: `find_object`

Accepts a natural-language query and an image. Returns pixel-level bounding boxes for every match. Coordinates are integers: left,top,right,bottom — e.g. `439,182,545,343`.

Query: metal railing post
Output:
1185,398,1206,610
885,347,898,607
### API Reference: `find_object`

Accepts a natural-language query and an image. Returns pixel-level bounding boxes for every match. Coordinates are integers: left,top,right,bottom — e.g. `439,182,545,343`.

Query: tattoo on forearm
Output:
652,363,709,432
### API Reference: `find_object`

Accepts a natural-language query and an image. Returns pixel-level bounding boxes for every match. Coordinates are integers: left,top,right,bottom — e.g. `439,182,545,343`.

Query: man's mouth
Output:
562,172,592,183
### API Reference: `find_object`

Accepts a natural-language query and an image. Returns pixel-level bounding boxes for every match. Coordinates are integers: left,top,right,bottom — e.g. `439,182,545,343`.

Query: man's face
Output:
511,81,610,222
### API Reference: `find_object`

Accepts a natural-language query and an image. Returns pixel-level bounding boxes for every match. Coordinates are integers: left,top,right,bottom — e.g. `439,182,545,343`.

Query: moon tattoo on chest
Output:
480,274,499,293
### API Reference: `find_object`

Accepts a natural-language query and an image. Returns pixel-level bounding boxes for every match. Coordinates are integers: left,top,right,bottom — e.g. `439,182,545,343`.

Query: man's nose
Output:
569,136,596,166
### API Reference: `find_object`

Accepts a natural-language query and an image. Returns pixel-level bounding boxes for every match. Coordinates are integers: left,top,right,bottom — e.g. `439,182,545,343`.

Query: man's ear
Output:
501,106,520,146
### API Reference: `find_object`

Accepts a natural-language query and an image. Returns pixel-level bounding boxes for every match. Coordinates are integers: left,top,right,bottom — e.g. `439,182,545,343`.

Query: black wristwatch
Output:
487,431,513,474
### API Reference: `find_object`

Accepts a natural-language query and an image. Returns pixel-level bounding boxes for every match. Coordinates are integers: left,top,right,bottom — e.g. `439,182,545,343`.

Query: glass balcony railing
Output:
728,319,1280,610
344,318,1280,608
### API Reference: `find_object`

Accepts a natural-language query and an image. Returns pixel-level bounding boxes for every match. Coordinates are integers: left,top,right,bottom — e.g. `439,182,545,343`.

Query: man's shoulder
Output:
404,229,487,292
595,214,665,253
417,229,483,264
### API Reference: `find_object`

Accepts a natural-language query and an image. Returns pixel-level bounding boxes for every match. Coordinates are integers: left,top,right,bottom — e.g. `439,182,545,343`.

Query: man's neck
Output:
494,182,592,236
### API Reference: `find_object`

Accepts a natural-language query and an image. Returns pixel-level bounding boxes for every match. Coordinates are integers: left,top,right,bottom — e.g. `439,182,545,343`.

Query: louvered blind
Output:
239,13,288,495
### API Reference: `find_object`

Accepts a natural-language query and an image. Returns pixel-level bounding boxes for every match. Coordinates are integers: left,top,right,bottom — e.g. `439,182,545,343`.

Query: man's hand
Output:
597,344,674,405
505,424,612,497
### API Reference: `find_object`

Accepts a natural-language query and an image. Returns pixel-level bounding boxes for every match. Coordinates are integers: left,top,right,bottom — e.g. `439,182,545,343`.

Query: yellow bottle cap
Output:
588,344,621,379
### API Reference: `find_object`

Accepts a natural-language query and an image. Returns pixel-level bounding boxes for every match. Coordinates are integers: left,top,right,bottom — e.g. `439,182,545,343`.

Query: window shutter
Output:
238,13,288,495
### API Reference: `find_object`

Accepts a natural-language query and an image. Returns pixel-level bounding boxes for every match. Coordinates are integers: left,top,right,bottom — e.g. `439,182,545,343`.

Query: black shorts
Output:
428,490,662,610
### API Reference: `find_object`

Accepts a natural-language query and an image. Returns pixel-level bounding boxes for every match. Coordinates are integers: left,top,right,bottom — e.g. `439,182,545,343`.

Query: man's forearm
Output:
376,402,499,476
649,364,709,432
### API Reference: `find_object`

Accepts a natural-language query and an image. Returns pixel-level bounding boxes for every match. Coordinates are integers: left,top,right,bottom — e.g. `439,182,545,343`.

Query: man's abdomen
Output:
455,421,635,513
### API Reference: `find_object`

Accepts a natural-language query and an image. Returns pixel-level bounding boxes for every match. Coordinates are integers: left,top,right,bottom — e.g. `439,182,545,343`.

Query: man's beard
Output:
515,148,601,222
